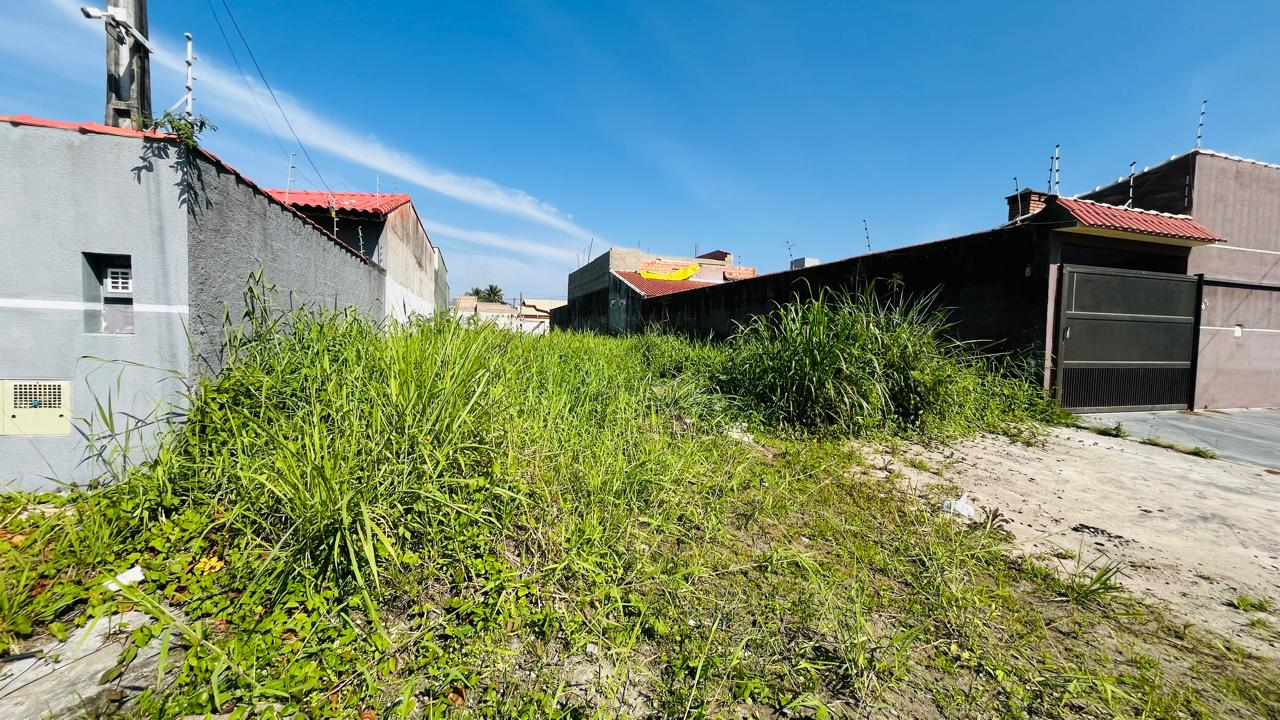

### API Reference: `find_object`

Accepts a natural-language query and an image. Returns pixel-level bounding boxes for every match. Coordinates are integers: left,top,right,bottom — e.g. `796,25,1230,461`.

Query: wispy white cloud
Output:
37,0,598,244
444,249,569,300
424,221,580,265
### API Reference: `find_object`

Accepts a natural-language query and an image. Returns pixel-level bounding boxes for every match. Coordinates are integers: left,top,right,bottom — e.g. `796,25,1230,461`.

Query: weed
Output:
1229,595,1273,613
1051,555,1127,607
1141,436,1219,459
1095,422,1128,438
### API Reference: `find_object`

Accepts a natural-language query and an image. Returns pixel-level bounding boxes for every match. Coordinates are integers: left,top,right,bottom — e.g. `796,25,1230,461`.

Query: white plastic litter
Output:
942,493,977,519
104,565,145,592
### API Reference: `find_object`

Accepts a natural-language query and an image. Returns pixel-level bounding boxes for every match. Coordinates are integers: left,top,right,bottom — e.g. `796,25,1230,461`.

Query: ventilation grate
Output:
106,267,133,293
1060,367,1189,410
13,382,64,410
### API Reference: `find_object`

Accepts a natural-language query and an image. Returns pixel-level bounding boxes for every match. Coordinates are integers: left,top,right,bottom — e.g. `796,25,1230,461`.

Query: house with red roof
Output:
265,189,449,318
628,152,1280,413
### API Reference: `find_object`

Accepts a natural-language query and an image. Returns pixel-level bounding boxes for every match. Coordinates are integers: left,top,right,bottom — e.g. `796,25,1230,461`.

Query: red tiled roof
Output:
1,114,374,263
613,271,714,298
265,189,411,216
0,114,168,140
1055,197,1222,242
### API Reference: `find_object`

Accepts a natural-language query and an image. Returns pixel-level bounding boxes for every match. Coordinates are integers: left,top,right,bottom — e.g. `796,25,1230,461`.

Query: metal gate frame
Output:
1054,264,1199,413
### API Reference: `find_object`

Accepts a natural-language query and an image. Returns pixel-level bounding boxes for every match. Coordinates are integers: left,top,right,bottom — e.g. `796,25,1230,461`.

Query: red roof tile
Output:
1055,197,1222,242
1,114,374,263
613,271,715,298
265,189,411,216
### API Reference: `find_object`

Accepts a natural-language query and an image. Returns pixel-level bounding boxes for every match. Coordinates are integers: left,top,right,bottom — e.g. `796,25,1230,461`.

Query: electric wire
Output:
203,0,291,170
216,0,332,195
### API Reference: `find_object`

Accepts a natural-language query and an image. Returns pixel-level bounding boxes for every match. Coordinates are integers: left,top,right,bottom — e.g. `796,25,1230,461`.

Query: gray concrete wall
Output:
185,153,386,374
0,124,190,491
380,204,436,319
433,248,449,312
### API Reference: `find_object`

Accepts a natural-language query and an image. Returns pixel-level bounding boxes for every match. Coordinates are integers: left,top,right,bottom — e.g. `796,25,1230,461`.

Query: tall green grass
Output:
716,288,1056,438
3,290,1272,719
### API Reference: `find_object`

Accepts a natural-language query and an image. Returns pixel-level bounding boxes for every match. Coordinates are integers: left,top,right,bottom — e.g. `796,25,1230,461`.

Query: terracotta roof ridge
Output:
1058,196,1197,220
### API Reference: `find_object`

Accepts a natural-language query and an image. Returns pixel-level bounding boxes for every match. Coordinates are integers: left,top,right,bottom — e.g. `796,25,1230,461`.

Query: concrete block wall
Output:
185,154,386,374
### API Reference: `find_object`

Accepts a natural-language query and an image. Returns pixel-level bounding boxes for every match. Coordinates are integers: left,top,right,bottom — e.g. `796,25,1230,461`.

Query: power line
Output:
203,0,291,169
216,0,331,195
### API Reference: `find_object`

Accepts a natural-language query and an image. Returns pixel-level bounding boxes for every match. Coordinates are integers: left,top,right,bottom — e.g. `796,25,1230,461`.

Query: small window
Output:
83,253,134,334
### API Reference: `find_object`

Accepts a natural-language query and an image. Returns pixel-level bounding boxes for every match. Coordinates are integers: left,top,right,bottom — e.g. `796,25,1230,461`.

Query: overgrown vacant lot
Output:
2,294,1278,718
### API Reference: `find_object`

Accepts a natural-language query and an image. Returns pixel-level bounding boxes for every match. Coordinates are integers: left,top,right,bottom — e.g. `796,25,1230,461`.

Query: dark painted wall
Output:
1083,154,1195,214
185,155,386,374
643,225,1053,354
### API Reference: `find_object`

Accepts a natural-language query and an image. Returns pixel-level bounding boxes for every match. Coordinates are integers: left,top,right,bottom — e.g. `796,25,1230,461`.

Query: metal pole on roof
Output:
163,33,196,117
285,152,295,204
1053,145,1061,195
1013,177,1022,219
1195,100,1208,149
863,219,872,254
1127,161,1137,208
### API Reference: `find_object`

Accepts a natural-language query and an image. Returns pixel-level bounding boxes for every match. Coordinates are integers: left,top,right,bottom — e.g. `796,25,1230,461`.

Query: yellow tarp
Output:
639,263,700,281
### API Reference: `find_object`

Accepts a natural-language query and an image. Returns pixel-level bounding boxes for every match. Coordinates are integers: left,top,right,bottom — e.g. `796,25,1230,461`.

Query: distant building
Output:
453,296,563,335
554,248,756,333
266,190,447,319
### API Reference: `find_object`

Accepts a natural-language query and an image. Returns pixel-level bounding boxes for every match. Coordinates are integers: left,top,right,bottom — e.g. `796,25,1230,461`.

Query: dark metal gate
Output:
1056,265,1198,412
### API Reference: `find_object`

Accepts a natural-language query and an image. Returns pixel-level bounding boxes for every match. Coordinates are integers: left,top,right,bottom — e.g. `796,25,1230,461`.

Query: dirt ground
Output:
903,427,1280,658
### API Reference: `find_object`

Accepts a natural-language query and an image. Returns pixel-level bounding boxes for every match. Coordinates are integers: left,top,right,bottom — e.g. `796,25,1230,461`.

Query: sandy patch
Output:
909,428,1280,657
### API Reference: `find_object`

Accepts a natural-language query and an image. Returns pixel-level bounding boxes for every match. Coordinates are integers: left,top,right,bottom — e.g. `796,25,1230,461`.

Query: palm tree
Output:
466,285,506,303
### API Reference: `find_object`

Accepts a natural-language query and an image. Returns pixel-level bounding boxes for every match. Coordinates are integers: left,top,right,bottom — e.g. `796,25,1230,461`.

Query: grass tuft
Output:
1141,436,1220,459
715,287,1057,440
1229,595,1274,613
1094,422,1128,438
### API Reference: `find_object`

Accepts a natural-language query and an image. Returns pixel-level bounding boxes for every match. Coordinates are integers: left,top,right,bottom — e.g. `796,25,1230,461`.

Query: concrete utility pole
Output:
84,0,152,128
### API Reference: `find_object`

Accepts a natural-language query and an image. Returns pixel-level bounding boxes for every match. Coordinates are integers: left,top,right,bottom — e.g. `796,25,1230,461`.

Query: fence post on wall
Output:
1188,273,1205,410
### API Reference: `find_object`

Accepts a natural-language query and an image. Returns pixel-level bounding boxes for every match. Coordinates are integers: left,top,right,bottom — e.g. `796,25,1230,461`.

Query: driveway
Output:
1080,408,1280,469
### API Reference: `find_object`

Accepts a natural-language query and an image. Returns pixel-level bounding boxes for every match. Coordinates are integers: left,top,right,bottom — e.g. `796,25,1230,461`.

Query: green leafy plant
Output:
138,112,217,150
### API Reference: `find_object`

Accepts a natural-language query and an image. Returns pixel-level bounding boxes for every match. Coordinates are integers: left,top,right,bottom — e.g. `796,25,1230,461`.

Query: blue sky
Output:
4,1,1279,299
